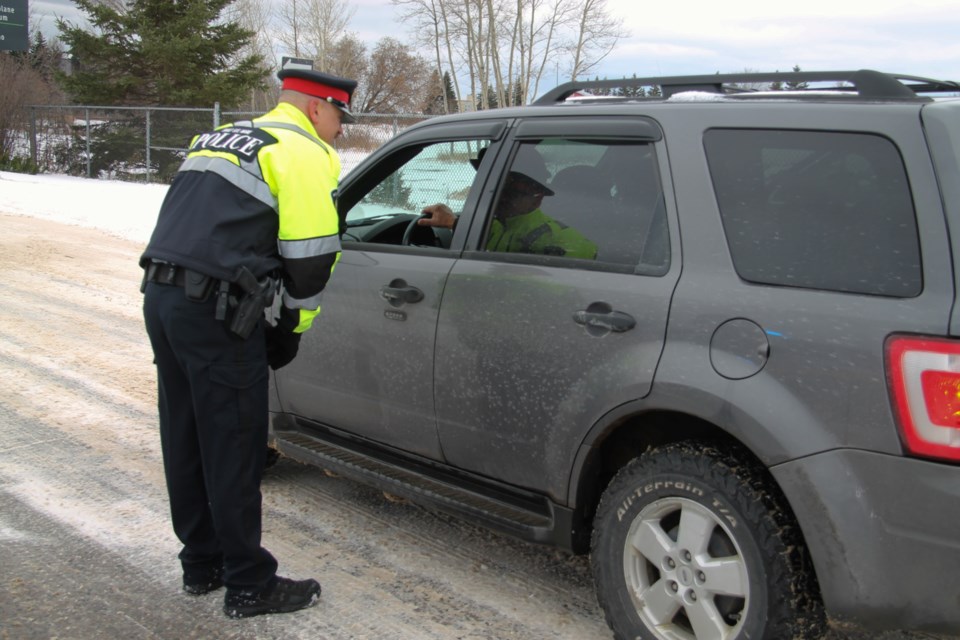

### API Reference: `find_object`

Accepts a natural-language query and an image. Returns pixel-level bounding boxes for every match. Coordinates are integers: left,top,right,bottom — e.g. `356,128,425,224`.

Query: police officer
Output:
140,68,356,619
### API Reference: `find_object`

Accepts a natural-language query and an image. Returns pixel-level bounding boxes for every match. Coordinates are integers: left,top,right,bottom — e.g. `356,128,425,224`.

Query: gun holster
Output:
227,267,277,339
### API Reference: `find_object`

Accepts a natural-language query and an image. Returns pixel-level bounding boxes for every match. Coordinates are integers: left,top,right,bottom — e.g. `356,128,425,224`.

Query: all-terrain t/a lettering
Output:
616,482,705,522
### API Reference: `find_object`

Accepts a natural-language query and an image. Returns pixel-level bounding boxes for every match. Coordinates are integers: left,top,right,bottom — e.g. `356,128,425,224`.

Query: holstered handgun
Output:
228,266,277,339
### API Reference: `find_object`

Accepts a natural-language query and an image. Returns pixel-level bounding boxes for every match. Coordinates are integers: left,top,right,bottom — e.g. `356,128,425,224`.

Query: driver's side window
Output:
342,139,488,247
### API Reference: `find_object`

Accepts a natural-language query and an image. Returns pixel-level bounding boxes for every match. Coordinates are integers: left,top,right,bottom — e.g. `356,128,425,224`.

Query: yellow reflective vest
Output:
488,208,597,260
141,102,342,333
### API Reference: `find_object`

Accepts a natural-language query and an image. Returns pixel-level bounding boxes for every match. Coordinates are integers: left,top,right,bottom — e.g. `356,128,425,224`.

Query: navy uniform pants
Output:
143,281,278,591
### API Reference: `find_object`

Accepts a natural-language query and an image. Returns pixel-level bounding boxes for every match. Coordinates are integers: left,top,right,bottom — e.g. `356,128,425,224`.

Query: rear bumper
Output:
771,449,960,633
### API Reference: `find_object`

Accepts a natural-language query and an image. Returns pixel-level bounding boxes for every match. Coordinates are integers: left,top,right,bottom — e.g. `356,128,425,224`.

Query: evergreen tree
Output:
600,75,650,98
785,65,808,91
589,76,612,97
621,74,646,98
510,78,525,106
423,71,459,114
443,72,457,112
423,69,446,115
367,172,412,209
11,32,63,81
29,33,52,75
57,0,267,107
481,85,499,110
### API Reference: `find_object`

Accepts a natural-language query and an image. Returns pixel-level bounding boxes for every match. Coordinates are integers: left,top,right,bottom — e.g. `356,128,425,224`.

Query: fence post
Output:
214,102,220,129
29,107,37,167
85,108,91,179
145,108,152,183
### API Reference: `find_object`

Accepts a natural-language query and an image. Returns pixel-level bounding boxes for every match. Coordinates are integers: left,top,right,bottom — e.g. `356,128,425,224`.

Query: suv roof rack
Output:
533,69,960,104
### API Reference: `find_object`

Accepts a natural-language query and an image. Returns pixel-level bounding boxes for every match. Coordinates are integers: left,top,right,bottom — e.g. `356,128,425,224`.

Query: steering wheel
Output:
402,215,454,248
401,215,428,246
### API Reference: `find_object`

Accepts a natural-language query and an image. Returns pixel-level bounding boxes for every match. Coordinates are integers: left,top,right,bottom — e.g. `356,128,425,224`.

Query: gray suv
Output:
269,70,960,639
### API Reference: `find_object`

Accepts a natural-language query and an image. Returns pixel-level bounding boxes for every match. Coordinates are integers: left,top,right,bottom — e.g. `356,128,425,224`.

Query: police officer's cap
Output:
278,69,358,124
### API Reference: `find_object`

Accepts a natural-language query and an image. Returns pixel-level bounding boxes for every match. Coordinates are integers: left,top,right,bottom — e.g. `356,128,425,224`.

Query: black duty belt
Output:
142,261,225,303
145,262,188,287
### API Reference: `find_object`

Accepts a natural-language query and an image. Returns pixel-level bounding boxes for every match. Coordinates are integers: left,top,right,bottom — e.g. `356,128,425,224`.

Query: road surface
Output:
0,213,951,640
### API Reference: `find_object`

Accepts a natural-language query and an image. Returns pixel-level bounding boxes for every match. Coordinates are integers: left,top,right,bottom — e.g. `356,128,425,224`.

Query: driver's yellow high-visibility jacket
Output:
141,102,342,333
488,208,598,260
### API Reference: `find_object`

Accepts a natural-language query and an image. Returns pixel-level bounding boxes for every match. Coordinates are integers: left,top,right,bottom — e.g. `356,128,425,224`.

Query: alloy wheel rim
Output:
622,496,750,640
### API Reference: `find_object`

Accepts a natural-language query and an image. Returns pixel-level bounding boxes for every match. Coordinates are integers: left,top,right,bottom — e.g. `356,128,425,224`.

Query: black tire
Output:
591,442,824,640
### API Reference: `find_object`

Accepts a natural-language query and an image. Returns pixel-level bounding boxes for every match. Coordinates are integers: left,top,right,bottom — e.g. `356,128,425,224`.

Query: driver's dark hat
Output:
278,69,358,123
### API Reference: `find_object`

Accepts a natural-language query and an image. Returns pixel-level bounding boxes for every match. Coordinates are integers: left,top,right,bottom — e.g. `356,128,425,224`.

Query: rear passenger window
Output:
704,129,921,297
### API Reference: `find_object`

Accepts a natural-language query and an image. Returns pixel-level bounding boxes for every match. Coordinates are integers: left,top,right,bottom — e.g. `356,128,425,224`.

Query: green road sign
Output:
0,0,28,52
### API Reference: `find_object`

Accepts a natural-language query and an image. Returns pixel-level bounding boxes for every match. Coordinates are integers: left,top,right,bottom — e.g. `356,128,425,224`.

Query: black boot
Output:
183,565,224,595
223,576,321,618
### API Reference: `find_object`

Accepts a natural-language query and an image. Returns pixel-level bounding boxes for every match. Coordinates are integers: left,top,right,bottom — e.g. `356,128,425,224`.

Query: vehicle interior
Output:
337,135,671,276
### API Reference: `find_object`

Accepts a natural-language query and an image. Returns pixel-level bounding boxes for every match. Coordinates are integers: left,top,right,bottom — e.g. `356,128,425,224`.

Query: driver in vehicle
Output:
417,148,598,260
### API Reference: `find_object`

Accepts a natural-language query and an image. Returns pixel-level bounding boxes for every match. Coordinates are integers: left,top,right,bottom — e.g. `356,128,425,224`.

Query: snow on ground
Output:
0,146,374,244
0,170,168,244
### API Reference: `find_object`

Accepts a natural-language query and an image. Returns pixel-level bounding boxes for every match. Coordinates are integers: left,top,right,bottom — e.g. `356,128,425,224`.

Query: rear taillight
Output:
886,335,960,462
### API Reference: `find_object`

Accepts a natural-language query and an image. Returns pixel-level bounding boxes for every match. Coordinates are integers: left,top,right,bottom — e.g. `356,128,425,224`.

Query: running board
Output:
272,427,574,547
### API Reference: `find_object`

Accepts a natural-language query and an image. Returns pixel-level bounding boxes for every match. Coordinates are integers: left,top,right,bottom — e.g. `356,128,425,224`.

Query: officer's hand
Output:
265,325,302,370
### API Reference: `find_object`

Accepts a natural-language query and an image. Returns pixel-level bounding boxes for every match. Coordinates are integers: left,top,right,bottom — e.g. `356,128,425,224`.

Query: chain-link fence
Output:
13,104,433,183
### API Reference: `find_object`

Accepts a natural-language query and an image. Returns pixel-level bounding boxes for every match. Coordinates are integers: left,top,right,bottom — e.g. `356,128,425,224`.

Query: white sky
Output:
27,0,960,86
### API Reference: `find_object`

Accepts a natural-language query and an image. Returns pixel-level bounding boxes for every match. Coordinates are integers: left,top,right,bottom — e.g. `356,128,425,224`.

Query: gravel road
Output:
0,212,953,640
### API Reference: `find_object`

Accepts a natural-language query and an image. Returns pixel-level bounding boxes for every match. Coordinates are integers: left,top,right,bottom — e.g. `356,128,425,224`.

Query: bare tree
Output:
0,52,63,164
277,0,355,69
486,0,502,106
520,0,573,104
326,33,368,85
395,0,626,110
454,0,481,109
354,37,432,114
275,0,308,58
566,0,625,81
303,0,356,70
225,0,277,110
437,0,464,108
394,0,461,113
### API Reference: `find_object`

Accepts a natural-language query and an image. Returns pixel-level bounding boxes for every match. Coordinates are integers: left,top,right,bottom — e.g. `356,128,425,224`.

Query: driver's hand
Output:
418,204,456,229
